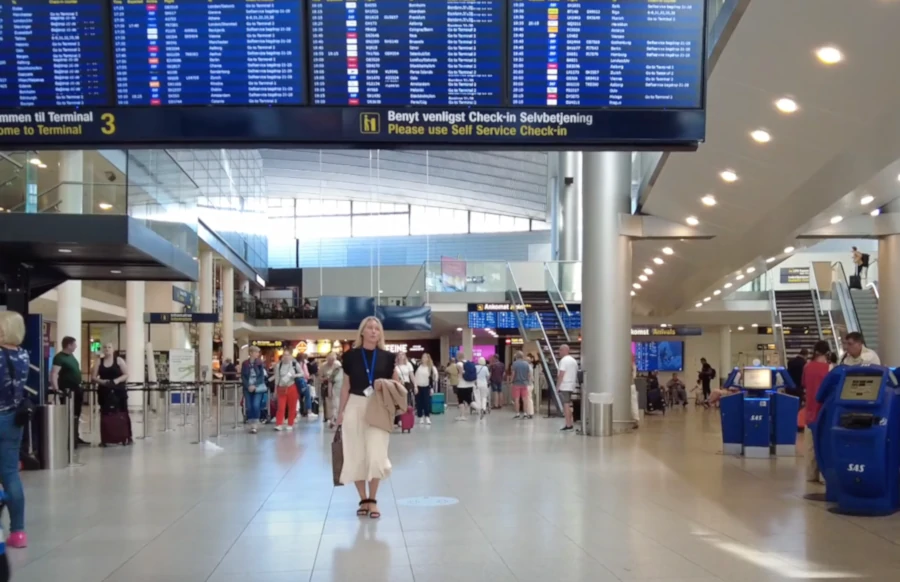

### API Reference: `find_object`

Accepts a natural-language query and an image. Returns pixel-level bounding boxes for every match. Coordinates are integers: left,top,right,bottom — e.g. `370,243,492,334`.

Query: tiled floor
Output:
7,406,900,581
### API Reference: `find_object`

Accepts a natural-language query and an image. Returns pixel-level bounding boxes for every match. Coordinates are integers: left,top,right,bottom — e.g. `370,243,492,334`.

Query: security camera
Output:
104,171,117,182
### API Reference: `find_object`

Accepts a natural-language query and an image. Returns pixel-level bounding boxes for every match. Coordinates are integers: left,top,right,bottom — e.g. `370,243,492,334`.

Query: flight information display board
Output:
0,0,109,107
111,0,304,105
510,0,705,107
309,0,504,106
634,341,683,372
468,309,581,330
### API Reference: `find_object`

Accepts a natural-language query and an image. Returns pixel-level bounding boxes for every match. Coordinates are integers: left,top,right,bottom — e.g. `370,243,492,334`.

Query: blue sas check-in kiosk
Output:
812,366,900,515
720,367,800,458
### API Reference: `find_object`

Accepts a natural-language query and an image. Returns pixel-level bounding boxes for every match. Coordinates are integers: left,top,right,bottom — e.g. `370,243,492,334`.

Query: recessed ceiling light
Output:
775,97,798,114
28,157,41,166
660,324,668,328
58,248,72,253
653,257,664,265
456,327,463,332
713,290,721,296
830,215,843,225
766,257,776,263
750,129,771,144
110,269,122,274
752,323,759,328
816,45,843,65
695,302,703,308
723,282,733,289
737,326,745,331
701,194,717,206
704,297,712,302
860,195,874,205
719,170,738,183
871,208,881,217
98,202,113,210
643,268,653,275
686,216,699,226
633,283,642,289
0,207,4,211
37,163,47,169
746,267,756,274
630,290,636,297
662,247,674,255
784,246,795,253
736,274,745,281
638,274,648,282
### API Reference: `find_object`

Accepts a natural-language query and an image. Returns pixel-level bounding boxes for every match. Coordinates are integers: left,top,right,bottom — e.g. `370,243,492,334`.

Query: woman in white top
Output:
475,356,491,418
271,352,302,430
413,353,438,425
394,353,415,428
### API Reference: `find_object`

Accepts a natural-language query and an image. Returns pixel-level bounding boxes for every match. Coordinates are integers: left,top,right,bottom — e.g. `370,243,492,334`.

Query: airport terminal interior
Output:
6,0,900,581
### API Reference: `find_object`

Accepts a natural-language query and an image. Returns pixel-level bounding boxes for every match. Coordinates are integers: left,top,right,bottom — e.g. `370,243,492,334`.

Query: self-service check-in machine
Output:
812,366,900,515
720,367,800,458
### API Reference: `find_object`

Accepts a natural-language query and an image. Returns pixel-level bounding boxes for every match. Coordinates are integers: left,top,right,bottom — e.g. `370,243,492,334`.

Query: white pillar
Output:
56,282,82,366
222,265,235,364
558,151,583,297
199,250,214,380
440,335,450,365
238,333,250,363
879,235,900,365
582,152,632,429
126,281,145,407
720,325,732,381
58,150,84,214
462,328,474,360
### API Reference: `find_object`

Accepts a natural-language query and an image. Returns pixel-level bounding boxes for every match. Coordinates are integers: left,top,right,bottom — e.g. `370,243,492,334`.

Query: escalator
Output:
850,286,879,353
828,262,879,351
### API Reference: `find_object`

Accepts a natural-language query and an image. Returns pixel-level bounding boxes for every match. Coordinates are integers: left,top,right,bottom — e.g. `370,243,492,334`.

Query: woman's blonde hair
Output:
420,353,434,371
0,311,25,346
395,351,408,365
353,316,386,350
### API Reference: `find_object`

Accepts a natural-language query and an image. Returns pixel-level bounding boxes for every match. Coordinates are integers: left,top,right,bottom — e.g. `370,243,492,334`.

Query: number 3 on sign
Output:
101,113,116,135
847,463,866,473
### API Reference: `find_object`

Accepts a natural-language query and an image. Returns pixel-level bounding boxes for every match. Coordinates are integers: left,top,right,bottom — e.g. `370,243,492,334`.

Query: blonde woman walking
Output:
414,353,438,424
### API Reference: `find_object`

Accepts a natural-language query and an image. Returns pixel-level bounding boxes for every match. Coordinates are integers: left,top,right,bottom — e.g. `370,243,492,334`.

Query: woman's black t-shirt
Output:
342,347,396,396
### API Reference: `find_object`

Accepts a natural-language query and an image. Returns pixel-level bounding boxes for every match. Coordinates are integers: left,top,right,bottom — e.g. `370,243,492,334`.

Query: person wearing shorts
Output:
509,351,532,419
489,355,505,409
455,353,475,421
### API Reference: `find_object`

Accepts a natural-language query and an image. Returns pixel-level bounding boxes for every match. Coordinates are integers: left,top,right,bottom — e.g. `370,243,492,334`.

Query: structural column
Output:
462,328,474,360
557,152,583,298
581,151,632,429
126,281,145,408
720,325,732,380
198,250,214,380
55,151,84,361
440,335,450,365
222,265,235,364
879,235,900,365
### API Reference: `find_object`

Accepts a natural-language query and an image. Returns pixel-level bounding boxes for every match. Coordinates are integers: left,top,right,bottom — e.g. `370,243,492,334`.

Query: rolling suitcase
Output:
100,410,132,446
849,275,862,289
400,390,415,433
431,392,445,415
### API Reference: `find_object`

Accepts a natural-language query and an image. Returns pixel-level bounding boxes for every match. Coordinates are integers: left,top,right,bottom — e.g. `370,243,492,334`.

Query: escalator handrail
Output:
543,263,571,343
831,261,862,336
808,263,839,352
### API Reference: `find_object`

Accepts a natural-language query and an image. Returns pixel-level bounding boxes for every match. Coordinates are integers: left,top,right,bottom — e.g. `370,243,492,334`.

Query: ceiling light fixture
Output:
28,157,41,166
704,297,712,302
830,215,843,225
719,170,738,183
98,202,113,211
784,246,795,253
816,45,843,65
737,326,745,331
630,290,636,297
723,282,733,289
701,194,717,206
639,274,648,282
643,268,653,275
58,248,72,253
860,195,874,206
653,257,664,265
662,247,674,255
766,257,776,263
775,97,798,114
746,267,756,274
456,327,462,332
713,290,721,296
750,129,771,143
752,323,759,328
736,274,745,281
660,324,668,328
871,208,881,217
695,302,703,308
110,269,122,274
686,215,699,226
633,283,642,289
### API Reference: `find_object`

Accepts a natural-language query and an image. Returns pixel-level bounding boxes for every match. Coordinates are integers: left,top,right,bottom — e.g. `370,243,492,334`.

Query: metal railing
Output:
809,263,839,353
766,274,787,365
505,262,564,415
543,262,571,343
831,261,861,336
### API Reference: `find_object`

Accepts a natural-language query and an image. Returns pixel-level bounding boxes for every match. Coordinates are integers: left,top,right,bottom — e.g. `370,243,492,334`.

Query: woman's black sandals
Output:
369,499,381,519
357,499,371,516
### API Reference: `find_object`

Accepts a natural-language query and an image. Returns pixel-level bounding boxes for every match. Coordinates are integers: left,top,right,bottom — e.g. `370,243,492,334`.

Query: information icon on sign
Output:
361,113,380,134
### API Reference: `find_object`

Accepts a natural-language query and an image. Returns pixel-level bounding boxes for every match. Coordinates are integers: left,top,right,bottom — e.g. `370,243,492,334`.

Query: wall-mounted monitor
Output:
634,341,684,372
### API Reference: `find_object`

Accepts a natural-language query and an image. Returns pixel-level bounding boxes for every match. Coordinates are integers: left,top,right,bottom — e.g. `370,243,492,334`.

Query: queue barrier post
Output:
162,383,174,432
66,393,83,468
233,383,240,430
138,381,151,440
194,381,205,444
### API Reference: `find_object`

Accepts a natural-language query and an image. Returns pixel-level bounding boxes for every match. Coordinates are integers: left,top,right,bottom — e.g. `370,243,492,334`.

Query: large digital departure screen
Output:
634,341,683,372
510,0,705,107
310,0,504,106
111,0,304,105
0,0,109,107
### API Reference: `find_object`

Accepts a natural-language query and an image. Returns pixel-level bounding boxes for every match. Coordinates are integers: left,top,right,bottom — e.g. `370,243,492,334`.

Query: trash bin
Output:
39,404,69,470
588,393,614,437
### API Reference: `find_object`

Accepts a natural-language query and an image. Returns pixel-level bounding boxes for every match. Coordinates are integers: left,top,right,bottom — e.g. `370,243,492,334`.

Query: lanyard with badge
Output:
362,349,376,397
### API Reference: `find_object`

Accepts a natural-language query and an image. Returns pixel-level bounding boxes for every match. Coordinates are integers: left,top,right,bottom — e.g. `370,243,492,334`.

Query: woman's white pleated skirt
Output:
340,394,391,483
